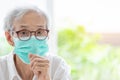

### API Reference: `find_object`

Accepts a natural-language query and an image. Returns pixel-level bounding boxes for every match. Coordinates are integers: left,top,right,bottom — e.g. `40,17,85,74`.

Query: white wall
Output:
54,0,120,33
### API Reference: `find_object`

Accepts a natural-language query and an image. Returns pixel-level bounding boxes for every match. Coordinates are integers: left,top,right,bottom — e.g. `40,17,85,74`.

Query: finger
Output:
32,63,49,70
29,54,34,58
29,54,45,61
29,54,37,61
30,58,49,67
33,70,40,77
29,53,45,59
31,58,49,64
33,66,48,72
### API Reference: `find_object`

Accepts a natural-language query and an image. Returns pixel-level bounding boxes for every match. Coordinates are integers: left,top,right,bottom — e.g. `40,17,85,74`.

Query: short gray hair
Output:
3,6,48,32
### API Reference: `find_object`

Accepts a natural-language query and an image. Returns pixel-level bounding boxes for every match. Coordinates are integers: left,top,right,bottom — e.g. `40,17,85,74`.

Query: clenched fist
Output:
29,54,50,80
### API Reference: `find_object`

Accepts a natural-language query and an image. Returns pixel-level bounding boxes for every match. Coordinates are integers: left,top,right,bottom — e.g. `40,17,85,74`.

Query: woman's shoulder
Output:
48,54,66,64
0,53,13,69
0,54,14,79
48,54,70,70
0,54,12,70
48,54,71,80
0,55,8,65
0,54,9,74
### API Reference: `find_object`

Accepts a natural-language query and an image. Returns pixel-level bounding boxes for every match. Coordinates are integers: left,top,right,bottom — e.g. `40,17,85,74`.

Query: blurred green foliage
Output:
0,37,13,56
58,25,120,80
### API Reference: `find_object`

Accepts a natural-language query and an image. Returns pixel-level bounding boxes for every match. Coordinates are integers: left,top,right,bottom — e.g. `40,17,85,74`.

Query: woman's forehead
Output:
13,11,47,30
14,11,46,25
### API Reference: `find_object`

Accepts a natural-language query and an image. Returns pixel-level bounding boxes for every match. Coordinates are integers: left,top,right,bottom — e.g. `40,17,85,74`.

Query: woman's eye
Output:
20,31,29,36
22,32,28,35
37,31,42,35
22,32,26,34
38,32,41,34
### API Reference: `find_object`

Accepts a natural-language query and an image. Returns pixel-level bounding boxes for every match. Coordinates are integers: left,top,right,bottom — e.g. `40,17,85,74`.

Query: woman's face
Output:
5,11,47,46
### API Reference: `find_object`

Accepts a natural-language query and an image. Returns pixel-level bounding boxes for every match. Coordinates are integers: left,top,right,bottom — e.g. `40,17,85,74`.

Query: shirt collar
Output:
7,52,21,80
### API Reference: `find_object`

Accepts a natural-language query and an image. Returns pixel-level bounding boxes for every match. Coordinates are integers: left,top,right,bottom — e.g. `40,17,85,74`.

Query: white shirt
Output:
0,52,71,80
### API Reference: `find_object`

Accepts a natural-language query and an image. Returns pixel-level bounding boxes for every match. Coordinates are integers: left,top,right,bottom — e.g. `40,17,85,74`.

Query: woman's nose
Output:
31,31,36,36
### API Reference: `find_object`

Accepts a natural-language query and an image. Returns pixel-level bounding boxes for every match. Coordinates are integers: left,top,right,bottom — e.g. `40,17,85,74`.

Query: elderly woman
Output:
0,6,71,80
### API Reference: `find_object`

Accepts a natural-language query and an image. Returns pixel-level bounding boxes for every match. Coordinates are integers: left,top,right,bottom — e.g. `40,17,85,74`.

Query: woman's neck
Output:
14,54,34,80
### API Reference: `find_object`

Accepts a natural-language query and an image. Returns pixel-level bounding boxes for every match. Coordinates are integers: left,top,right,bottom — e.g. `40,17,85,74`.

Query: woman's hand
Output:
29,54,50,80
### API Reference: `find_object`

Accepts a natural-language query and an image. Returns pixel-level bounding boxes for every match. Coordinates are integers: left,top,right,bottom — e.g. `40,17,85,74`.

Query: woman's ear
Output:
5,31,14,46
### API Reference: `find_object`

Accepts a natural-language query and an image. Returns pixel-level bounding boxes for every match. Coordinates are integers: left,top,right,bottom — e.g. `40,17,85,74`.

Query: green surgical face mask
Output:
13,36,49,64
